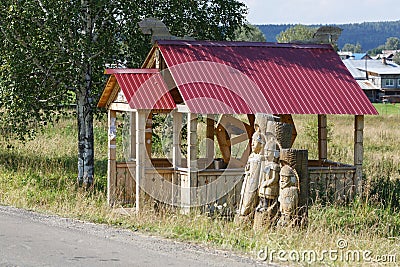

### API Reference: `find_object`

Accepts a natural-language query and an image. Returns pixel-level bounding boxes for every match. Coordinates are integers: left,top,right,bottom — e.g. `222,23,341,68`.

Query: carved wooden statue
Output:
277,165,299,227
237,125,266,217
256,139,280,214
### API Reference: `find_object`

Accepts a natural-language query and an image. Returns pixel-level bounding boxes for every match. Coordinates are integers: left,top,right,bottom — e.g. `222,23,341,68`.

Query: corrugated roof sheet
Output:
104,69,176,110
342,59,368,79
157,40,378,115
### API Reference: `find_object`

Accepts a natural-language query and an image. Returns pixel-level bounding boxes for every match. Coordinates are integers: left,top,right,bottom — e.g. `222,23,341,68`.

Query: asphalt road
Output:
0,206,264,267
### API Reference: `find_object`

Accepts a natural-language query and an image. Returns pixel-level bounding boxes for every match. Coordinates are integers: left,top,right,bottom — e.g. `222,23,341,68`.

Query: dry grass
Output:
0,112,399,266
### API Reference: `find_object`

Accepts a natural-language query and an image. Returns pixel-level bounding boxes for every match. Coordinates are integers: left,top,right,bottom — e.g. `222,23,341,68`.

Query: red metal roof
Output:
104,69,176,110
157,40,378,115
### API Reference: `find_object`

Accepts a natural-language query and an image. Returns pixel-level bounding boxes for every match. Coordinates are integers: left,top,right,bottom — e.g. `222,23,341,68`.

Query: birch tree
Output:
0,0,247,188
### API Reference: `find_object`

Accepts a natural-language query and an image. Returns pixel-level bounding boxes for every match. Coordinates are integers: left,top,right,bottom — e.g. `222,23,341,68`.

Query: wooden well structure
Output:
97,40,378,212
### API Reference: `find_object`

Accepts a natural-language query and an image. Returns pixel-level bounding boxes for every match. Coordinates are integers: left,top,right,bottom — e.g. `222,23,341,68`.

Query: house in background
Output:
343,58,400,102
342,59,380,102
372,50,400,61
338,51,371,60
351,53,371,60
338,51,352,60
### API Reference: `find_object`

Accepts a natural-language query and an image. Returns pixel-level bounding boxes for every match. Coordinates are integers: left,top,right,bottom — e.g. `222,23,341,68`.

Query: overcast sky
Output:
239,0,400,25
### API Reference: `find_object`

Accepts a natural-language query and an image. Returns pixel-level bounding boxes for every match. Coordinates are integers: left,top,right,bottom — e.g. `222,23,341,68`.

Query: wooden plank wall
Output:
194,171,243,212
144,169,174,204
114,162,136,205
114,164,175,206
309,168,355,204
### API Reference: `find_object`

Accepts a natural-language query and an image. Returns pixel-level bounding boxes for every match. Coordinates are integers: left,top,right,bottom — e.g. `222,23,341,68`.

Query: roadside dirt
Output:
0,205,273,266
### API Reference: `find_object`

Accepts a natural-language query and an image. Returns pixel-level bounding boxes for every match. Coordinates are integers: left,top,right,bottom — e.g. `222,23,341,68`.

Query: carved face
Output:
265,140,279,162
251,131,264,154
280,175,292,189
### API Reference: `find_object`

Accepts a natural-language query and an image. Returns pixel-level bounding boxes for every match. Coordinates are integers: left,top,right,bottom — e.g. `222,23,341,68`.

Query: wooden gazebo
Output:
97,40,378,212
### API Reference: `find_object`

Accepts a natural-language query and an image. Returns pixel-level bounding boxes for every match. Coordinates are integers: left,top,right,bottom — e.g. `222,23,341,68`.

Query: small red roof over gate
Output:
156,40,378,115
99,69,176,110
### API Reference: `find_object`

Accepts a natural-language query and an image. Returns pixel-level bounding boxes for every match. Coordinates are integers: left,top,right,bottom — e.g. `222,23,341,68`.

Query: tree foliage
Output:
368,37,400,56
341,42,362,53
393,53,400,65
0,0,247,186
233,24,266,42
385,37,400,50
368,44,386,56
276,24,316,43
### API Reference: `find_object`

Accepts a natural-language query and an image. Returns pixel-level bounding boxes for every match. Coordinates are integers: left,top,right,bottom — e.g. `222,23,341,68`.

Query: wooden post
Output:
318,114,328,163
129,112,136,160
145,113,153,159
206,114,215,163
107,110,117,206
279,114,297,146
181,113,198,213
172,111,182,206
135,110,147,212
354,115,364,196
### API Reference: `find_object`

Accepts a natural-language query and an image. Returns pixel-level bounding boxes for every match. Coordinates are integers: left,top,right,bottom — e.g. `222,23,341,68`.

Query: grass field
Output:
0,112,399,265
373,103,400,115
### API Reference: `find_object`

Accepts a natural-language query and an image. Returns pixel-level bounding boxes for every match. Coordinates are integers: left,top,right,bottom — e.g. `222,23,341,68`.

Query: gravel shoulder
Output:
0,205,270,267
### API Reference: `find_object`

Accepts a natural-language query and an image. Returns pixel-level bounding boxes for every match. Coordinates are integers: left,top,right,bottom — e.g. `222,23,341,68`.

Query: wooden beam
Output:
181,113,198,213
354,115,364,196
215,124,231,163
318,114,328,163
155,49,160,69
98,76,117,108
230,133,249,146
247,114,255,152
107,110,117,206
206,115,215,162
219,114,252,135
172,111,183,168
145,113,153,159
172,111,182,206
108,102,135,112
129,112,136,160
216,115,252,164
279,114,297,146
177,104,190,113
135,110,147,212
188,113,198,182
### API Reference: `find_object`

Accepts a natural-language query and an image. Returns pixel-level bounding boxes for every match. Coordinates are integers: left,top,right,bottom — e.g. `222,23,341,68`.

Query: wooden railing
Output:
177,169,243,211
112,160,357,208
308,160,356,204
112,161,243,210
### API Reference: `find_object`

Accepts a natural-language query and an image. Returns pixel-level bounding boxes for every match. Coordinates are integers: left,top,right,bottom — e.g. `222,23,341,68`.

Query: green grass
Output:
1,114,400,266
373,103,400,115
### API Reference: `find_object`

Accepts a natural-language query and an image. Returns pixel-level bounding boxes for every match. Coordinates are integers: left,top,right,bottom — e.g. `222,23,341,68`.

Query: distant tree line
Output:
257,20,400,51
339,37,400,64
259,22,400,65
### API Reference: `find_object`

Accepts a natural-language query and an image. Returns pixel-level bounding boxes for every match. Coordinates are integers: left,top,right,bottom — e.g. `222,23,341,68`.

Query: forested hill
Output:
257,21,400,51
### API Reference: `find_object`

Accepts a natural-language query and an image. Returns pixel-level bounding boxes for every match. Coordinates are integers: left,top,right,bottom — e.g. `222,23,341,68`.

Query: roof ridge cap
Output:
156,40,333,49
